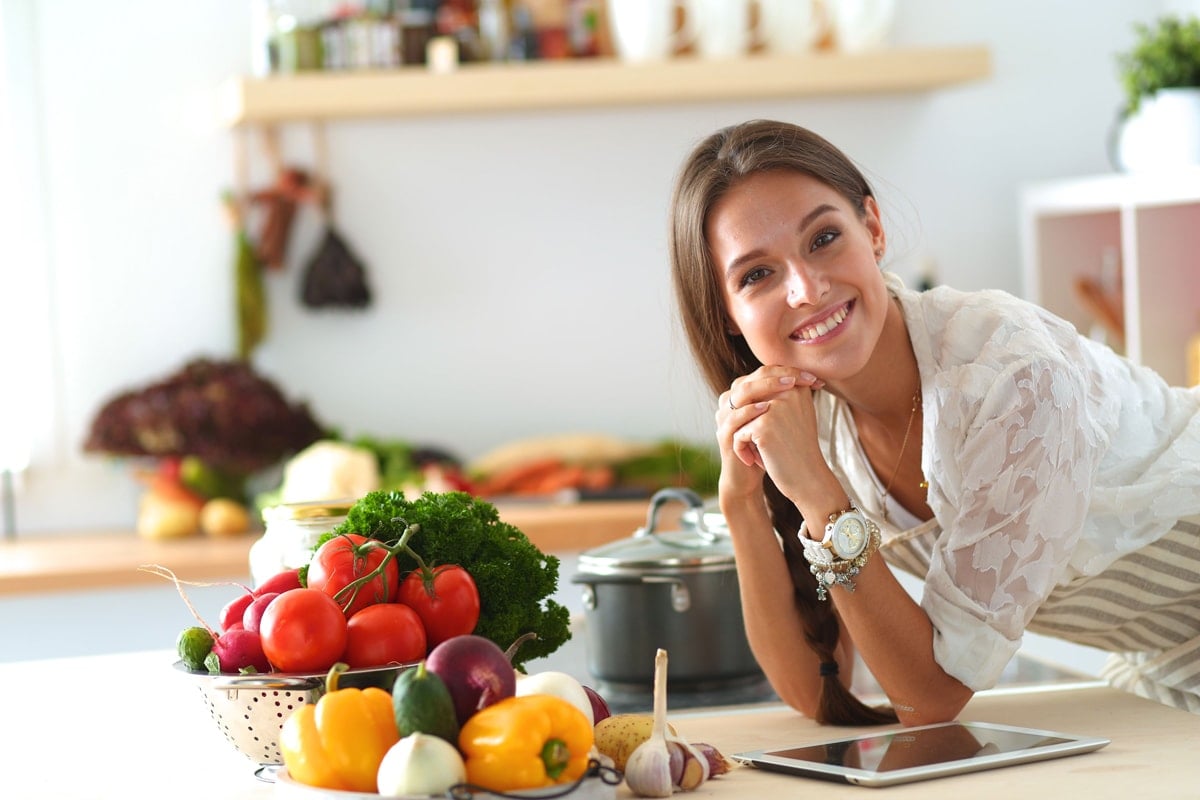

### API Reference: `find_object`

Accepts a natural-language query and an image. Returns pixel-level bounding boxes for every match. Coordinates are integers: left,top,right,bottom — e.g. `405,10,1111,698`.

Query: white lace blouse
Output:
815,272,1200,690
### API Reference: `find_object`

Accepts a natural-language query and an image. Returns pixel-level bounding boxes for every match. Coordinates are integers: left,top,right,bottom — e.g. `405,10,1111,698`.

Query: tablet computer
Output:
732,721,1110,787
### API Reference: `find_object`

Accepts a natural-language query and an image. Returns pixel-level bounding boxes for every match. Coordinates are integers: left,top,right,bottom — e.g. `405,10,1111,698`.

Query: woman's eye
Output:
811,229,839,251
740,267,769,288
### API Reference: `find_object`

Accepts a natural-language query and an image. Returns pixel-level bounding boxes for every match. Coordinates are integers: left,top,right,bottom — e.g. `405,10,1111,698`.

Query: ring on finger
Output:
728,395,737,411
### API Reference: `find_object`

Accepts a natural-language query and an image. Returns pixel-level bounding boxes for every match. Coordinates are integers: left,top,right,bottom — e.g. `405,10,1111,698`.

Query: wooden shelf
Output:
220,45,991,125
0,500,661,596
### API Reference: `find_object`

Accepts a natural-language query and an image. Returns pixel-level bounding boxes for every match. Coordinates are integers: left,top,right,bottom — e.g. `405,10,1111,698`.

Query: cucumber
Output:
176,626,214,671
392,661,460,745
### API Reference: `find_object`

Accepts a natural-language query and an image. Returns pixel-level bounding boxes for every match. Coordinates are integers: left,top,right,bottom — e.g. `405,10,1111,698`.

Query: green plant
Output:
1117,15,1200,115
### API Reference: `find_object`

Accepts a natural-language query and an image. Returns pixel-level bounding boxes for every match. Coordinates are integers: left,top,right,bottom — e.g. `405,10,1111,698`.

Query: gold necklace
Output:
881,391,924,518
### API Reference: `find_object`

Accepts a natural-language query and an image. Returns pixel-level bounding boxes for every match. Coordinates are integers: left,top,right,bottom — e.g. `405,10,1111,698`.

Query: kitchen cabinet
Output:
1020,170,1200,387
219,45,990,125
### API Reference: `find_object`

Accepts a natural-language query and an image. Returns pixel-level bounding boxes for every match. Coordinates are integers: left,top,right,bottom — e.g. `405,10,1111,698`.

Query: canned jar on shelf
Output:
249,499,353,585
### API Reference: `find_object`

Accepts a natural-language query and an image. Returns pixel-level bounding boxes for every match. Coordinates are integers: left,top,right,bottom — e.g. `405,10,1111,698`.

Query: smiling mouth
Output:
791,302,851,342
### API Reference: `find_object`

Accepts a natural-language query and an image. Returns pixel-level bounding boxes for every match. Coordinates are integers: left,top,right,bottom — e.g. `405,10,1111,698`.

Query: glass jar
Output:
249,500,353,585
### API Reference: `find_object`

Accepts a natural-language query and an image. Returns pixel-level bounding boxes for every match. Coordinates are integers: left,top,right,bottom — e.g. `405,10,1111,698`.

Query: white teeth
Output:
797,306,848,341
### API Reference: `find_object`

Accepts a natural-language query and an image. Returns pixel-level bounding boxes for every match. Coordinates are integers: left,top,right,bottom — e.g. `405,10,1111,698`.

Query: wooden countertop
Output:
4,648,1196,799
0,500,663,595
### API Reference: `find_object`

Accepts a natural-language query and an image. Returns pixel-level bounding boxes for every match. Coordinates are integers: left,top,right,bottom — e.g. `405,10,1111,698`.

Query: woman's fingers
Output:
733,430,764,469
728,368,822,410
720,366,822,476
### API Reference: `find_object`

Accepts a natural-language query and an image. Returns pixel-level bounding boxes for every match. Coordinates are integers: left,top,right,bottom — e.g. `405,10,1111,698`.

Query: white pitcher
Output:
825,0,895,52
607,0,694,62
757,0,824,55
687,0,761,60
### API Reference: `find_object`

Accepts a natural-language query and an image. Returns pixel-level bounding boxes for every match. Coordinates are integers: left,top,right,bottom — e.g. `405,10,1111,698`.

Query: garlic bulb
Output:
623,649,674,798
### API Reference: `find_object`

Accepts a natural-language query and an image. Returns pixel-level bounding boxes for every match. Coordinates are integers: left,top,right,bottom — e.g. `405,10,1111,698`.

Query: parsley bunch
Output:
319,490,571,669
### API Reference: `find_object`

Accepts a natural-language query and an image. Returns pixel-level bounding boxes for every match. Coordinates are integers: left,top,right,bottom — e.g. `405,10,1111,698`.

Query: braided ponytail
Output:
764,480,897,726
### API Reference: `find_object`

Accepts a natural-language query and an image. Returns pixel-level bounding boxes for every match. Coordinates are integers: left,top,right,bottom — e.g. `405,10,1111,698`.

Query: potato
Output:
200,498,251,537
593,713,677,772
137,490,201,540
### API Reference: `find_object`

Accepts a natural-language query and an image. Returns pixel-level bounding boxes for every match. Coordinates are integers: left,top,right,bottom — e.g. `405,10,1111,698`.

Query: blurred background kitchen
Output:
2,0,1198,679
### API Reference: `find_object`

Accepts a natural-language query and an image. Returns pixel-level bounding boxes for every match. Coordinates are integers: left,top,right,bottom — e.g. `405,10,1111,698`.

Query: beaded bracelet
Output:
800,513,881,601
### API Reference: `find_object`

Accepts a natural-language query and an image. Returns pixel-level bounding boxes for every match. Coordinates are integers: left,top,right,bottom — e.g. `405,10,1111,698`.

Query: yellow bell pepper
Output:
459,694,594,792
279,662,400,792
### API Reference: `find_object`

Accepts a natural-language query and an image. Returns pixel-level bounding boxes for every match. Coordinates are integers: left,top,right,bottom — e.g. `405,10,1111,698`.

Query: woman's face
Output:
706,169,888,382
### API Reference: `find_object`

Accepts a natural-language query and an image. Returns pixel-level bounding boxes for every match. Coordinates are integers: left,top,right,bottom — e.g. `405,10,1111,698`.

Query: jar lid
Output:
577,488,732,574
262,499,355,523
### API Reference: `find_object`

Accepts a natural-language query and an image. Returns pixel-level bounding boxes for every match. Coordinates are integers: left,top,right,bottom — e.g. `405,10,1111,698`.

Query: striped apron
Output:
882,517,1200,714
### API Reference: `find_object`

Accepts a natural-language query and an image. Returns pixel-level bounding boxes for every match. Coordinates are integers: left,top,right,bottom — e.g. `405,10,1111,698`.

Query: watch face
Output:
832,514,868,559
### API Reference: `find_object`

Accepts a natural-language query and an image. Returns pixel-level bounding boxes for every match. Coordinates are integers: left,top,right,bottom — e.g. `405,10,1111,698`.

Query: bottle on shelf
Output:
477,0,510,61
398,0,438,65
507,3,541,60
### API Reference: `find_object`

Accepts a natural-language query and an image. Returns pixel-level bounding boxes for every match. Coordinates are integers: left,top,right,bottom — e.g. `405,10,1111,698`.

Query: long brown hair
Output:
669,120,896,725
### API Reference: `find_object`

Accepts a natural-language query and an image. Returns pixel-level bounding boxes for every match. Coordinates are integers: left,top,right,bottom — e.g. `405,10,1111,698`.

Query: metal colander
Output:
176,662,405,767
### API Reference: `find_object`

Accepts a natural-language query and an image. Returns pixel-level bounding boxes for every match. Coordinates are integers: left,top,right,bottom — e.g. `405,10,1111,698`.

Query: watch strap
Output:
798,507,882,601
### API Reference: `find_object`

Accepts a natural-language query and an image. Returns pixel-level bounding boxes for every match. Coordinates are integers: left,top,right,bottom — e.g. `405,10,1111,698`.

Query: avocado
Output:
392,661,460,745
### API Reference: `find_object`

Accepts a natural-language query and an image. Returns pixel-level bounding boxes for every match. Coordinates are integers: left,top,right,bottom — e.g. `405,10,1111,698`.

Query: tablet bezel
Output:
732,720,1110,787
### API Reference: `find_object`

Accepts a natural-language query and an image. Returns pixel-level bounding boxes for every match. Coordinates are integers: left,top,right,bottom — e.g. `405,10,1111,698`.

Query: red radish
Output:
211,628,271,673
220,592,255,631
242,592,279,633
425,635,516,725
254,568,302,596
139,564,270,674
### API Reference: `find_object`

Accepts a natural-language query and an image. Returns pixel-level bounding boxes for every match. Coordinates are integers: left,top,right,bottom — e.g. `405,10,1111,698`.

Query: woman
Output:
669,119,1200,726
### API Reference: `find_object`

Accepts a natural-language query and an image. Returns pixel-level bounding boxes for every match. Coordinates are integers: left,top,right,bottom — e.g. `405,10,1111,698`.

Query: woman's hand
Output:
717,366,825,502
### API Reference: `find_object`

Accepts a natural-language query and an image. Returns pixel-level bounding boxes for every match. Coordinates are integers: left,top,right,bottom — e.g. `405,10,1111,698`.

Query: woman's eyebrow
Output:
722,203,839,279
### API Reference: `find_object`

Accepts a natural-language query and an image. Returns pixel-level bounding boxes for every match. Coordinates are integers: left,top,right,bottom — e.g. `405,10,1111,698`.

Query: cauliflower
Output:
280,440,380,503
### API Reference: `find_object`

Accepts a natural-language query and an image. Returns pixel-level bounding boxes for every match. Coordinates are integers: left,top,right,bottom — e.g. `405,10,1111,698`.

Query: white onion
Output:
376,732,466,796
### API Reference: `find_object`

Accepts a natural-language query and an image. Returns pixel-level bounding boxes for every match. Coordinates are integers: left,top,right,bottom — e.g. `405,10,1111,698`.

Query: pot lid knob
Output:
634,487,718,543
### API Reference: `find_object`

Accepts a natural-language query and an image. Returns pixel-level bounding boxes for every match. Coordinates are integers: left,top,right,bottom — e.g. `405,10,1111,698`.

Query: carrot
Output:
517,464,589,495
581,465,616,491
475,458,565,496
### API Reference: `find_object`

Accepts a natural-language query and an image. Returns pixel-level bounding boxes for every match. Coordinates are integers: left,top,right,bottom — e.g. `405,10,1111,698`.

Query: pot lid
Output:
578,488,733,572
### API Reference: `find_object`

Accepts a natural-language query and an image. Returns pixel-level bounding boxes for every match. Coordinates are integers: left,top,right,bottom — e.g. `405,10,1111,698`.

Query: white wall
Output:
4,0,1174,534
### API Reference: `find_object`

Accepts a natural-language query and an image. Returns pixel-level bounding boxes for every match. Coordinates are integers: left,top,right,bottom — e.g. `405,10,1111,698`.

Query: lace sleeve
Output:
922,356,1098,690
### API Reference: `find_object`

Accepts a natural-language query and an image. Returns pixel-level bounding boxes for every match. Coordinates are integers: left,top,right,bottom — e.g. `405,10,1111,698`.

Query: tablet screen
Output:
735,721,1109,786
768,723,1071,772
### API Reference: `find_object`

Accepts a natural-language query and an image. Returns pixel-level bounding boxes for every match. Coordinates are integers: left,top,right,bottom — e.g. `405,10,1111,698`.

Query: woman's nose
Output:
785,262,824,307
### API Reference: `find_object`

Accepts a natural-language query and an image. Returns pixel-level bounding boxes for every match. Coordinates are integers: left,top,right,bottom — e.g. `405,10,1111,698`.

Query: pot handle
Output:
635,487,717,543
571,573,691,612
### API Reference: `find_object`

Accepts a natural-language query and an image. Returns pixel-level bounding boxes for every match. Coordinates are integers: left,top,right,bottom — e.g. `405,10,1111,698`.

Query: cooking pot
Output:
571,488,761,690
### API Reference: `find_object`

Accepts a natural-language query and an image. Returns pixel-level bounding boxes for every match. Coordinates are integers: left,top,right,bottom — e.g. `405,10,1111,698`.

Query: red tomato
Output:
259,588,348,673
306,533,400,617
342,603,428,668
397,565,481,647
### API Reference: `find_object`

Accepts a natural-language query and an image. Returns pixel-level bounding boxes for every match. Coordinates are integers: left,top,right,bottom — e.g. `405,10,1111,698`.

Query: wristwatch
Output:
824,507,871,560
799,505,882,601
